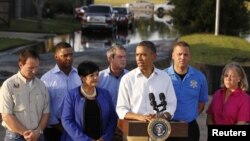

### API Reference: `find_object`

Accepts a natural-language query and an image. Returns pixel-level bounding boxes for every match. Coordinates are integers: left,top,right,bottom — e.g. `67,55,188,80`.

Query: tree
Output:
32,0,47,30
171,0,250,35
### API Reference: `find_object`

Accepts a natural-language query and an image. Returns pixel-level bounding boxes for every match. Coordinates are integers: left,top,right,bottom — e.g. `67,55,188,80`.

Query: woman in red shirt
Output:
207,62,249,125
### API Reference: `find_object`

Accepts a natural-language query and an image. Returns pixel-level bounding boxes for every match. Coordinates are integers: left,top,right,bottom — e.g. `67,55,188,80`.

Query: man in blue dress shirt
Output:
98,43,128,106
164,41,208,141
41,42,81,141
98,44,128,141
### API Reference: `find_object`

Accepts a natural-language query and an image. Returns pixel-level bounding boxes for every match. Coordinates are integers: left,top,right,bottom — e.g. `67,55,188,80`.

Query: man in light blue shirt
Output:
98,44,128,106
98,44,128,141
164,41,208,141
41,42,81,141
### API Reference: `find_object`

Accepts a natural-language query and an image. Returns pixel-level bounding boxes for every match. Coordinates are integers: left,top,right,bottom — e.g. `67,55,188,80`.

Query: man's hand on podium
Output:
137,114,155,122
159,112,172,121
124,112,155,122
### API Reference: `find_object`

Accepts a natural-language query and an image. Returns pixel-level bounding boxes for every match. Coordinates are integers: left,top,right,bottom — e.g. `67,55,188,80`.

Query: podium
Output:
118,119,188,137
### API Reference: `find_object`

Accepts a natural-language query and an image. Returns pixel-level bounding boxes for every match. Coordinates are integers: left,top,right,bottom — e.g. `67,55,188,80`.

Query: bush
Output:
54,0,73,14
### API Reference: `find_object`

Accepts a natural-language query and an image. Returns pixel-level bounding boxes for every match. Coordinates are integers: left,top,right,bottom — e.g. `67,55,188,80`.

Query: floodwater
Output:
19,11,250,95
43,11,178,53
0,12,249,141
0,12,178,85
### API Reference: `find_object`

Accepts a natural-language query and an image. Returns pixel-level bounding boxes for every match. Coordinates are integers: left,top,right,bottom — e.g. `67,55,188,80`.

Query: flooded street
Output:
44,12,178,53
0,12,179,84
0,11,250,141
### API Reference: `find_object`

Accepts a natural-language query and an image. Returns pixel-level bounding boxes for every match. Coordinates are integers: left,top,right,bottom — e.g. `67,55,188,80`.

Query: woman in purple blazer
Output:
61,61,117,141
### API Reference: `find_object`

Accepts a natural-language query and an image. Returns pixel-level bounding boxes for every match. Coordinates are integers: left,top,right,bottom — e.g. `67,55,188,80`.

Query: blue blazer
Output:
61,87,117,141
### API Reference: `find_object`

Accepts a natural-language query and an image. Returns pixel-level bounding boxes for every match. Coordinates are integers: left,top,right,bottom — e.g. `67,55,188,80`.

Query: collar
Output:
108,66,127,77
223,88,242,96
135,67,160,77
52,64,77,74
168,64,194,75
17,71,34,84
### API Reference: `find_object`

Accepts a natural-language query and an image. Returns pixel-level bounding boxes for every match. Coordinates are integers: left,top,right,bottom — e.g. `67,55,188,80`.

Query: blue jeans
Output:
4,130,45,141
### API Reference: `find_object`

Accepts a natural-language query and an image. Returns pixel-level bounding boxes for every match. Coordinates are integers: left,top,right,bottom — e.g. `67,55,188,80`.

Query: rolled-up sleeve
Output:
116,76,131,119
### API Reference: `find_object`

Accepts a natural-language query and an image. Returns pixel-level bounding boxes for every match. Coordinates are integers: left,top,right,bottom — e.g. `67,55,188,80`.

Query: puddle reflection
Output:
44,12,178,53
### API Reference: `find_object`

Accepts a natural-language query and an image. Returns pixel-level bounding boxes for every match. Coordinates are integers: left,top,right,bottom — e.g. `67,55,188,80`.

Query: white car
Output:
124,0,154,11
154,0,175,13
81,4,116,34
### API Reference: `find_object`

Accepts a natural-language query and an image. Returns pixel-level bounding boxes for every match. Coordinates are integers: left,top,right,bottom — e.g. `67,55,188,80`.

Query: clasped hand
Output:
23,130,40,141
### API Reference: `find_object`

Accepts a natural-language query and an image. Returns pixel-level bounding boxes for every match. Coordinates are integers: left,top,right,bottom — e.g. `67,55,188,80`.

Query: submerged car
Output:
124,0,154,11
113,7,134,29
81,4,116,34
154,0,175,13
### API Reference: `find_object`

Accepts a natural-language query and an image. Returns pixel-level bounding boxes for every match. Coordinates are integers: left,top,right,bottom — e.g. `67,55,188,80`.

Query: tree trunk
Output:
37,9,43,30
31,0,46,30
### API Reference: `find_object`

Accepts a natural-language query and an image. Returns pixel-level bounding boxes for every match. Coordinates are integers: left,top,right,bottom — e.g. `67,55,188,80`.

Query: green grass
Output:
0,15,80,51
0,38,35,51
180,34,250,66
0,16,81,34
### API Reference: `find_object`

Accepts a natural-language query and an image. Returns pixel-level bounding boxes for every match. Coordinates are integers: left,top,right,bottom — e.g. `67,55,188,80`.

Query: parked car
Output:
81,4,116,34
154,0,175,14
124,0,154,11
75,6,87,20
113,7,134,29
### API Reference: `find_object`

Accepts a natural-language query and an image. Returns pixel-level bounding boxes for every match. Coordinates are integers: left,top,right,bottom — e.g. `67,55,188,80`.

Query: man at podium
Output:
116,41,177,141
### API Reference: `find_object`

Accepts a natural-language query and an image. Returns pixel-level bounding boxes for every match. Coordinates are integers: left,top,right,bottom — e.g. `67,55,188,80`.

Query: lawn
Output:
0,16,81,34
0,38,35,51
0,15,81,51
180,34,250,66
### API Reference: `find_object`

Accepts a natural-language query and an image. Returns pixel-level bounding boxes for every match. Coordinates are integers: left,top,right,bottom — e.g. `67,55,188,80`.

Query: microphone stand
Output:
148,93,168,141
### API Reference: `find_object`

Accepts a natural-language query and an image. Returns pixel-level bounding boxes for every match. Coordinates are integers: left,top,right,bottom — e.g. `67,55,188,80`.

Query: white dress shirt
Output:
116,67,177,119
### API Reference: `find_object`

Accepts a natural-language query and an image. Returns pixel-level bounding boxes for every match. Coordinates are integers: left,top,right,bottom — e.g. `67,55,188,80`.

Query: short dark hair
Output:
55,42,72,53
18,48,40,64
77,61,99,77
173,41,190,49
137,41,156,53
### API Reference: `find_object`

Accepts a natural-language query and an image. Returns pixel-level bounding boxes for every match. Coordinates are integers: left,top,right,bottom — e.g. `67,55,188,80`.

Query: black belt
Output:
189,119,197,124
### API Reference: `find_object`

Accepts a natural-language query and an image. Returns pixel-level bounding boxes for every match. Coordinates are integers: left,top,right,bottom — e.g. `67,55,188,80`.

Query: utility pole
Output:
215,0,220,36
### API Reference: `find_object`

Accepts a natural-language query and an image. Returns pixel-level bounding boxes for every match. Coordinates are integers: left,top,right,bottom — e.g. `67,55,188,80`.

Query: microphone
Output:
149,93,159,112
159,93,167,111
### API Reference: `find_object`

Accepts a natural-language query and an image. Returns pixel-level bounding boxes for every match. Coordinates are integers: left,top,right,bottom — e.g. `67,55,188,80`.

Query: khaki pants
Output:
123,135,149,141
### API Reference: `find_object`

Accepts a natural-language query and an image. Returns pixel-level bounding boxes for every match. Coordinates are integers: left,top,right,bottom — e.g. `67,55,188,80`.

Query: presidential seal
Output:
147,118,171,141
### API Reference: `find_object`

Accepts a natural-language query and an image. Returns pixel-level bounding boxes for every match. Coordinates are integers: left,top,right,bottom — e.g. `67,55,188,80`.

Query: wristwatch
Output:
39,129,43,135
36,127,43,135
